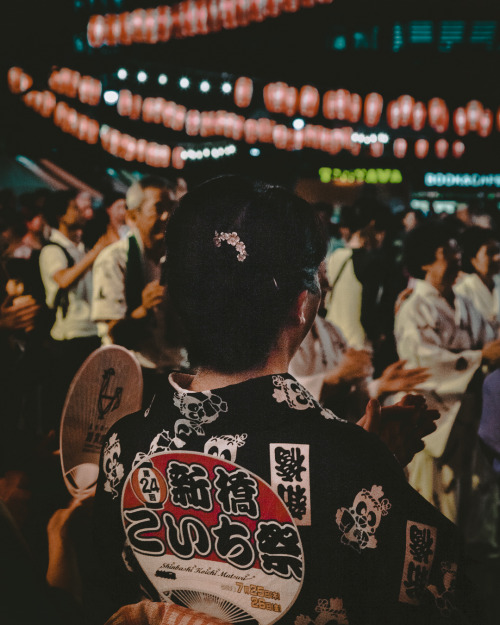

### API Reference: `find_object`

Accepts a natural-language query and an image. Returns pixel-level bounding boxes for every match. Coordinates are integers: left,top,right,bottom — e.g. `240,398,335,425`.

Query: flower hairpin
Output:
213,231,248,262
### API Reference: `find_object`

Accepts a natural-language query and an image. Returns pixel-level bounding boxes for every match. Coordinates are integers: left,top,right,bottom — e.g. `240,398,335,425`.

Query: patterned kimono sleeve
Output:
395,298,482,397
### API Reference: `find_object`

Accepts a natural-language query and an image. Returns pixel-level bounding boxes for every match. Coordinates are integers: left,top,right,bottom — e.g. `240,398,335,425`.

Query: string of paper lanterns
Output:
87,0,334,48
48,67,102,106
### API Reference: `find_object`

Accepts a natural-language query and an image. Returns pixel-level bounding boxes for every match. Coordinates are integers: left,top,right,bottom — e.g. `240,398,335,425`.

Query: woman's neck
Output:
477,271,495,292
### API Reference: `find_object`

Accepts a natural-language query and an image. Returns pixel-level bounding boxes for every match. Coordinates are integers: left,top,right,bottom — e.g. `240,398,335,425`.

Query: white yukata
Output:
454,272,500,329
394,279,495,522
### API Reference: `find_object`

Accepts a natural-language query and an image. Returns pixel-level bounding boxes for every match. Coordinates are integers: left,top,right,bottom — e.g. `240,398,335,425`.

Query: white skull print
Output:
204,434,247,462
103,432,125,498
272,375,316,410
336,485,391,552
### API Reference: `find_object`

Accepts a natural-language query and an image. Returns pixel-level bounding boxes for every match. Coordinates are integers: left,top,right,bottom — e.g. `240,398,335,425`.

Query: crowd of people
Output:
1,174,500,625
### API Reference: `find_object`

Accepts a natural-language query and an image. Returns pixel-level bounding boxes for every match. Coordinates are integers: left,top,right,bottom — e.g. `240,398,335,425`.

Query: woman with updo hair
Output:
93,177,475,625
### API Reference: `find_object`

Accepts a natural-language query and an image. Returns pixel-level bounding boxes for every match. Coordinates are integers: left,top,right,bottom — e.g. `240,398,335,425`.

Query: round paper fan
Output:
60,345,143,498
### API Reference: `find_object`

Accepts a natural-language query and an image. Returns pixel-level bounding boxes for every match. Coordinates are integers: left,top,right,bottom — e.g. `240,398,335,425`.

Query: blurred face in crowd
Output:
106,198,127,233
423,239,461,287
471,239,500,280
60,197,87,240
133,186,172,251
75,191,94,221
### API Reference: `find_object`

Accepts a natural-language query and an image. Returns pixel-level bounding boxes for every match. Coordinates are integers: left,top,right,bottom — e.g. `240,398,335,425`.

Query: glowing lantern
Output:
273,124,288,150
453,107,467,136
206,0,222,33
157,145,171,168
87,14,106,47
40,91,56,118
162,101,176,128
23,91,35,107
364,93,383,127
398,95,414,126
329,129,343,155
223,113,236,138
124,136,138,162
200,111,215,136
8,67,32,94
284,0,301,11
284,87,299,117
319,128,331,152
157,6,173,41
393,138,407,158
263,82,287,114
452,141,465,158
142,98,156,123
466,100,483,132
370,142,384,158
136,139,148,162
232,115,245,140
118,12,133,45
478,109,493,138
214,111,226,135
435,139,449,159
172,146,185,169
86,120,99,144
248,0,266,22
299,85,320,117
234,77,253,108
350,142,361,156
106,14,121,46
334,89,350,120
130,9,147,42
185,110,201,136
257,118,274,143
171,105,187,131
304,124,321,149
221,0,239,28
386,101,401,129
146,142,161,167
428,98,448,132
244,119,259,143
322,90,337,120
108,129,121,156
54,102,69,127
293,129,304,150
349,93,362,123
144,8,159,43
415,139,429,159
411,101,427,131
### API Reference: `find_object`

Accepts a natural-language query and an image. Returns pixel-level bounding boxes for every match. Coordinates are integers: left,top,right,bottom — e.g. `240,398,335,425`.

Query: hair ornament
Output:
213,231,248,262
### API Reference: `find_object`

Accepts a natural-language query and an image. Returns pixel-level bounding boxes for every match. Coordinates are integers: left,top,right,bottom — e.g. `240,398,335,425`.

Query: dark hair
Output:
102,191,126,211
164,175,326,373
403,221,455,279
43,190,78,228
339,197,391,235
459,227,497,274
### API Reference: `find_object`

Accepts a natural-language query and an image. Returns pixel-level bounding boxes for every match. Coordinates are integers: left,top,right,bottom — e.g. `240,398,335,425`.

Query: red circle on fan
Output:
131,465,168,506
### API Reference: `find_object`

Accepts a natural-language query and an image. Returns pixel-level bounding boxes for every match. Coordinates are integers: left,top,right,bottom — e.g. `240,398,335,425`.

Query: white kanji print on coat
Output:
103,432,125,498
335,485,391,552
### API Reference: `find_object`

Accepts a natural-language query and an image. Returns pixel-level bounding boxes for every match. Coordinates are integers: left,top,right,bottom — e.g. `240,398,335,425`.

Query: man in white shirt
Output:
395,221,500,523
92,178,188,404
39,190,114,428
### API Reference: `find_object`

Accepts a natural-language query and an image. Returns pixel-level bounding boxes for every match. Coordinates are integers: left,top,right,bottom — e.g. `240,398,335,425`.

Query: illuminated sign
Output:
319,167,403,185
424,172,500,188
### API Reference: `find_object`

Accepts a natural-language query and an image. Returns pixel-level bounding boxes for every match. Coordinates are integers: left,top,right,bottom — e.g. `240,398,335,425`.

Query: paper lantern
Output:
7,67,32,94
234,77,253,108
257,117,274,143
214,111,226,135
65,107,79,133
319,128,331,152
284,87,299,117
171,105,187,131
364,93,383,127
322,90,336,120
172,146,185,169
273,124,288,150
428,98,448,132
248,0,266,22
144,8,159,43
235,0,250,26
453,107,467,136
393,138,407,158
244,119,258,143
162,101,176,128
478,109,493,138
293,129,304,150
185,110,201,136
130,8,147,42
299,85,320,117
386,100,401,129
142,98,156,123
78,76,102,106
157,6,173,41
329,129,343,155
39,91,56,118
466,100,483,132
86,119,99,144
107,129,121,155
452,140,465,158
435,139,449,159
106,14,121,46
350,142,361,156
157,145,171,168
370,142,384,158
411,101,427,131
54,102,69,127
349,93,362,123
232,115,245,140
146,142,161,167
340,127,352,150
136,139,148,162
87,14,107,47
117,12,133,45
304,124,321,149
398,95,414,126
334,89,350,121
263,82,287,113
221,0,239,28
223,113,236,138
199,111,215,136
415,139,429,159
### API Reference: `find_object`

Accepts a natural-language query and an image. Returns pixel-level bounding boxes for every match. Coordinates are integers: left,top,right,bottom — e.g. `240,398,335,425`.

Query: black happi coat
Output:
92,373,477,625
